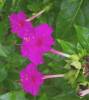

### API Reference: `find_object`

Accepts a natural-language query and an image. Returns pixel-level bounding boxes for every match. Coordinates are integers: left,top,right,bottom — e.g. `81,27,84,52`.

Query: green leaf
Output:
74,25,89,49
0,91,28,100
75,0,89,27
44,52,65,63
10,91,27,100
52,92,82,100
77,72,86,82
0,0,6,11
68,0,77,2
70,55,79,61
44,52,66,73
43,0,50,4
76,43,83,53
48,60,65,73
39,94,48,100
12,0,16,7
0,44,7,57
57,39,75,54
27,0,42,12
0,93,10,100
56,0,83,42
64,55,81,85
64,70,80,85
0,20,8,43
0,66,7,82
6,53,27,67
71,61,81,69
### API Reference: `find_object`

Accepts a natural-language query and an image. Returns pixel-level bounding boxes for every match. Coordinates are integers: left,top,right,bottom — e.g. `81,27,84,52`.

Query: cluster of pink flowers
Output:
9,11,56,96
10,11,89,97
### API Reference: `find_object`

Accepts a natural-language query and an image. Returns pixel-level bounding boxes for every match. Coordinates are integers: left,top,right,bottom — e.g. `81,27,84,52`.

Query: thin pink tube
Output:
50,48,70,58
78,89,89,97
26,10,45,21
43,74,64,79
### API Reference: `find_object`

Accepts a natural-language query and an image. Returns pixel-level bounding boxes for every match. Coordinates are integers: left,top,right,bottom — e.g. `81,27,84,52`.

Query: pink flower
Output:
9,11,34,38
78,89,89,97
20,63,44,96
21,24,55,65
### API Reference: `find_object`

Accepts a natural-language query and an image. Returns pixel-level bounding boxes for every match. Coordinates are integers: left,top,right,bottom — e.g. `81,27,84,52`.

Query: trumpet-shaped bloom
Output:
21,24,55,65
9,11,34,38
20,63,44,96
78,89,89,97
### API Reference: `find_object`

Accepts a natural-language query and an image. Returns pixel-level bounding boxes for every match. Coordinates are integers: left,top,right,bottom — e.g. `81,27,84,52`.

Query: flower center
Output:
31,75,36,83
24,36,30,42
36,39,42,48
25,74,28,80
19,21,25,27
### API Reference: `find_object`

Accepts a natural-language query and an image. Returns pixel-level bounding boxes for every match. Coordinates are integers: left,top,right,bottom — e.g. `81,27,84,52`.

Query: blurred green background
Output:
0,0,89,100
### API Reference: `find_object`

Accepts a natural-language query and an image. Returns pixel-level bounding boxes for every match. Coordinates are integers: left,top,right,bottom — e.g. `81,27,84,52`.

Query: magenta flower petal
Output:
20,63,44,96
35,24,53,35
17,11,27,20
9,11,34,38
21,42,44,65
21,24,55,65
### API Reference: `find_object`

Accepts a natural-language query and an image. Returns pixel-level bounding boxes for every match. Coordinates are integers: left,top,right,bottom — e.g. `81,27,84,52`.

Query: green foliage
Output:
64,54,81,85
39,94,48,100
74,25,89,50
0,44,8,57
0,0,89,100
57,39,76,54
0,62,7,82
56,0,83,42
0,91,28,100
0,0,6,11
